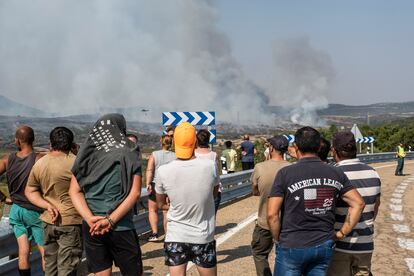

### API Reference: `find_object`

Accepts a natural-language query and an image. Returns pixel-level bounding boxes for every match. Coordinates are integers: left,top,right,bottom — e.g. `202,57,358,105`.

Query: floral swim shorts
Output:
164,240,217,268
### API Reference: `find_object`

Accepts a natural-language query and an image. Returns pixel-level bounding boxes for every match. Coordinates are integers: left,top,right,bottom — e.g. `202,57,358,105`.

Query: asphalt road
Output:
90,161,414,276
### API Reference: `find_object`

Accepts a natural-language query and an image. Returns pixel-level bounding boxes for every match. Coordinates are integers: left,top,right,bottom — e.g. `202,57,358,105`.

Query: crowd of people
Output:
0,113,386,276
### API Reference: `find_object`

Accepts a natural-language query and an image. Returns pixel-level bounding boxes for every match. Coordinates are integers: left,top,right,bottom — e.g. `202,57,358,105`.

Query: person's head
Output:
243,134,250,141
332,131,357,161
98,113,127,135
71,143,80,155
224,140,232,149
196,129,210,148
127,133,138,144
166,126,175,137
160,135,173,151
15,125,35,149
174,122,196,160
294,127,321,155
267,135,288,157
318,137,331,162
50,127,74,153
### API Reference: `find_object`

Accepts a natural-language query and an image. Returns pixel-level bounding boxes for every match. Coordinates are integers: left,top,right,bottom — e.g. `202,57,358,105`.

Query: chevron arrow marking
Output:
172,112,182,126
162,112,176,126
176,112,189,124
198,112,208,125
184,112,194,124
191,112,201,125
209,129,216,144
205,112,215,125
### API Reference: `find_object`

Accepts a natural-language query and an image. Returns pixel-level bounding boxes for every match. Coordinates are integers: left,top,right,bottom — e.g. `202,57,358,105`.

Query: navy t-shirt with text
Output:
240,141,255,162
269,157,354,248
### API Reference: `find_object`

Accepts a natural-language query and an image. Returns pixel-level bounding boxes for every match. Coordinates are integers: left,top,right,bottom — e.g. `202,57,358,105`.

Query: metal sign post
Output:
351,124,364,154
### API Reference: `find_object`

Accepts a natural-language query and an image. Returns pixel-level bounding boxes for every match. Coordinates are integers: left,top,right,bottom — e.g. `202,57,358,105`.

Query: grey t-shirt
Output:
151,150,176,183
155,158,218,244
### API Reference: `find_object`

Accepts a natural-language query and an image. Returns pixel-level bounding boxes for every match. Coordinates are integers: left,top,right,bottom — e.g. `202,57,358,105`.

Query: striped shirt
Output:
334,158,381,253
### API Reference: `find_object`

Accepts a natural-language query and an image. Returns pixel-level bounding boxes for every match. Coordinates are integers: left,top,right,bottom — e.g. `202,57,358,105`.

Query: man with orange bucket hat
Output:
155,122,220,276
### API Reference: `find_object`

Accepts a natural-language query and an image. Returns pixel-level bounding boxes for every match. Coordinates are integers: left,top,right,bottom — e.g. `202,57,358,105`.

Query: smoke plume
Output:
270,37,335,126
0,0,268,123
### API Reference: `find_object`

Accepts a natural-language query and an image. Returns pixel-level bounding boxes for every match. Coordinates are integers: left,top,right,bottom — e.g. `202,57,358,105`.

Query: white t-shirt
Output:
155,158,218,244
195,150,222,192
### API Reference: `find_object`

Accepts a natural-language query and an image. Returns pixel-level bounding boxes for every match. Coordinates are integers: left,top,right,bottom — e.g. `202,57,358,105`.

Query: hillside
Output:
0,95,49,117
318,102,414,116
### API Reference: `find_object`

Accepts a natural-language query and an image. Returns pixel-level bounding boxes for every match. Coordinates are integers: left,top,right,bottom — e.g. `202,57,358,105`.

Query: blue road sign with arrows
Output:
283,134,295,143
162,111,216,144
356,136,375,143
162,111,215,126
209,129,216,144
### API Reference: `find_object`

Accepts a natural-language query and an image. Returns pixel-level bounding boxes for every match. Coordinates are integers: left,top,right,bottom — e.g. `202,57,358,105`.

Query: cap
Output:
267,135,289,153
333,131,356,152
174,122,196,159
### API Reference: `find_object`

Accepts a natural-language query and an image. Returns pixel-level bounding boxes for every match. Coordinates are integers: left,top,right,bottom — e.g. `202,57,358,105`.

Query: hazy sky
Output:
216,0,414,105
0,0,413,125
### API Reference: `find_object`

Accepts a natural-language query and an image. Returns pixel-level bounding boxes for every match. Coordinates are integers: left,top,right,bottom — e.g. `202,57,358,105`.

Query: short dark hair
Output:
294,126,321,154
318,137,331,162
336,147,357,159
50,127,74,152
197,129,210,148
225,140,232,148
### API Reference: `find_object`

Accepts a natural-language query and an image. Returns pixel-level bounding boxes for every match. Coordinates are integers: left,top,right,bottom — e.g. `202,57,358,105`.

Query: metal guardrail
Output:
358,151,414,163
1,151,413,275
0,170,254,276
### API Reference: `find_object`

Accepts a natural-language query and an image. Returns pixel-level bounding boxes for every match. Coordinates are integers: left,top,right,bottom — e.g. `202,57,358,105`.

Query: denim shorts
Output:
275,239,335,276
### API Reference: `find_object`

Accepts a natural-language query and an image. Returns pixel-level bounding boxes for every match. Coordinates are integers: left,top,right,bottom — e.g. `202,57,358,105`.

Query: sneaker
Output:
148,233,159,242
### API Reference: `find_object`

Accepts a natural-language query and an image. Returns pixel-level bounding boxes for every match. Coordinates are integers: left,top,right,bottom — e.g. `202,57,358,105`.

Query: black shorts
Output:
242,161,255,170
82,222,143,275
149,182,156,201
164,240,217,268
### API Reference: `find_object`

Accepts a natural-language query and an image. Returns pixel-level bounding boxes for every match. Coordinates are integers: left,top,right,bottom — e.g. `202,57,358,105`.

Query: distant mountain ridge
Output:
1,94,414,123
317,102,414,116
0,95,49,117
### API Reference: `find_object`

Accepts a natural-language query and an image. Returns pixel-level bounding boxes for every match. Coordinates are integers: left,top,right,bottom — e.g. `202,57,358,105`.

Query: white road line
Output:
215,213,258,246
390,198,403,204
391,213,405,221
390,204,403,212
398,238,414,251
405,258,414,273
372,163,414,273
393,224,411,233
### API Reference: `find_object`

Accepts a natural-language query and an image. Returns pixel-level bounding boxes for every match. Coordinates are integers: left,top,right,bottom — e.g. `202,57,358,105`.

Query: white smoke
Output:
270,37,335,126
0,0,269,123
